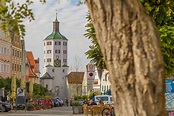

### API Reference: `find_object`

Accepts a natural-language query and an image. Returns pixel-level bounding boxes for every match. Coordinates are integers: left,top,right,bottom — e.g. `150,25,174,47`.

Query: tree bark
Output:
86,0,166,116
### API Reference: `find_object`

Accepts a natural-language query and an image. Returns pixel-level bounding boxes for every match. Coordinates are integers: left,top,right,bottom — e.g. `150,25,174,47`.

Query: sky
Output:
16,0,92,75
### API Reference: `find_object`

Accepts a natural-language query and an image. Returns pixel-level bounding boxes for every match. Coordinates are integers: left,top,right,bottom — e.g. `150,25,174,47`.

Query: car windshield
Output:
96,97,108,101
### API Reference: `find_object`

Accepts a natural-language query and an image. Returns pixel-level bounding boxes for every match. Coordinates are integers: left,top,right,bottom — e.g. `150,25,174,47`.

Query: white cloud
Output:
21,0,91,75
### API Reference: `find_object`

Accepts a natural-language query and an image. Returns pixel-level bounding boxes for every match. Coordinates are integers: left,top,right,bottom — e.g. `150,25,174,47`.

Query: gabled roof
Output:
40,72,53,79
67,72,84,84
26,51,39,73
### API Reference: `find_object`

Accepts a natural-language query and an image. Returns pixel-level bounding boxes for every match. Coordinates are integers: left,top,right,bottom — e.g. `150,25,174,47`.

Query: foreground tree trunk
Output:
86,0,166,116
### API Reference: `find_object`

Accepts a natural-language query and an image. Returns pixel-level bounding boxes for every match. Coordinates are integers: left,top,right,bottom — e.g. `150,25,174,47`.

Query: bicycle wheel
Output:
102,108,111,116
110,107,115,116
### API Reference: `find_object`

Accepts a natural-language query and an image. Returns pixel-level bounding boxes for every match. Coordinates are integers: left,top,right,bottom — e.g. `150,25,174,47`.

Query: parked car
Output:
52,98,60,107
54,97,64,106
94,95,113,104
0,102,12,112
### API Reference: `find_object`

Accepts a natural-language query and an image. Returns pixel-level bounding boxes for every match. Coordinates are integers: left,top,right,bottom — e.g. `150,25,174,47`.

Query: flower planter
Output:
72,106,83,114
42,106,47,110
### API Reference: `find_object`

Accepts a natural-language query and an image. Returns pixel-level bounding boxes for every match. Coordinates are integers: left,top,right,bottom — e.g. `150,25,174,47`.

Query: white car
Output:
94,95,113,104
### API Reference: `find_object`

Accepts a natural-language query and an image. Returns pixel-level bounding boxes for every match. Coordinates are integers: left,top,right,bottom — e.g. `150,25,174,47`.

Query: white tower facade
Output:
41,15,68,99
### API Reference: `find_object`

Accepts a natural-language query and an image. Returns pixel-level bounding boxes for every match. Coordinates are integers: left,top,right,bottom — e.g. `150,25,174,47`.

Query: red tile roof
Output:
67,72,84,84
26,51,39,73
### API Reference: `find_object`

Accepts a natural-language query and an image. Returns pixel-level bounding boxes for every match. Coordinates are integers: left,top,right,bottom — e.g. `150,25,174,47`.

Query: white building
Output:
82,63,101,95
100,69,111,94
40,14,68,99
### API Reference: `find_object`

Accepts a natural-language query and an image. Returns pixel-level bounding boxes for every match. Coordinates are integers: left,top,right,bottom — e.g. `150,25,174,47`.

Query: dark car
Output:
0,102,12,112
52,98,60,107
54,97,64,106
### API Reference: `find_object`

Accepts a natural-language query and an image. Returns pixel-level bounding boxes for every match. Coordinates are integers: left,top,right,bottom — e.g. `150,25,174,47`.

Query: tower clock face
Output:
54,60,61,67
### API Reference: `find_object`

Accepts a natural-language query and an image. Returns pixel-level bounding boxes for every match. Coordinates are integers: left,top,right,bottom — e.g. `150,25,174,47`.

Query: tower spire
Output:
53,9,59,31
55,9,58,21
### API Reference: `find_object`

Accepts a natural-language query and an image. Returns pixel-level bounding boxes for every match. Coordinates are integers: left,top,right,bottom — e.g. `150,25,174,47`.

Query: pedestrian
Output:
90,99,97,105
70,98,72,106
98,100,104,105
65,98,68,106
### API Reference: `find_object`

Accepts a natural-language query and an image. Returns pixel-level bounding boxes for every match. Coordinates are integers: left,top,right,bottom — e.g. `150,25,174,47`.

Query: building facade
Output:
11,34,22,79
41,15,68,99
0,29,11,78
100,69,111,94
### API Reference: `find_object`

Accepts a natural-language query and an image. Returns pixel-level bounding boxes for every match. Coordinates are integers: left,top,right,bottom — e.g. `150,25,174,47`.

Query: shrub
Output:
72,101,82,106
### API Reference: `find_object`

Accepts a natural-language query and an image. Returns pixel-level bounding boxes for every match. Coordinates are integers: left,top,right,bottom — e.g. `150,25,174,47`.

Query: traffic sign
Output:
89,72,93,77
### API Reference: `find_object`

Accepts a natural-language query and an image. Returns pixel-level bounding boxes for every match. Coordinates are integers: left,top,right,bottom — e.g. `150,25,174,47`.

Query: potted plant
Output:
42,103,47,110
72,101,83,114
27,104,34,111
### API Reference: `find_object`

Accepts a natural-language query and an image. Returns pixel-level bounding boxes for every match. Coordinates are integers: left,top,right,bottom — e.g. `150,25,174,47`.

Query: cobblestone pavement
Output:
0,106,85,116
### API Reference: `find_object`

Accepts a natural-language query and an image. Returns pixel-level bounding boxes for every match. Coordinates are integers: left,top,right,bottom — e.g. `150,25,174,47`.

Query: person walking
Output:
65,98,68,106
70,98,72,106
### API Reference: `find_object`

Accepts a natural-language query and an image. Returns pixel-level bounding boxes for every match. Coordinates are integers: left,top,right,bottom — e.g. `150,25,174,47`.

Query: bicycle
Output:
101,105,115,116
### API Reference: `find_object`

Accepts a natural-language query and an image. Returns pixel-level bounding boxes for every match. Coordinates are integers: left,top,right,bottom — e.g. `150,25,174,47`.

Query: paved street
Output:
0,106,85,116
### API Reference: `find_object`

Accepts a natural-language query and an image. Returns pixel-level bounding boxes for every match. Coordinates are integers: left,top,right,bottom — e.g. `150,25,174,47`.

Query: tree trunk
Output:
86,0,166,116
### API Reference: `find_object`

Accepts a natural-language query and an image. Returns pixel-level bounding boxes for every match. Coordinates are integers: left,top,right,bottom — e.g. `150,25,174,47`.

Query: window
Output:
19,52,21,58
62,69,65,72
17,51,19,57
105,73,108,81
55,50,58,53
63,42,67,46
59,42,61,45
4,48,6,54
14,64,16,71
55,50,60,54
55,41,58,45
44,42,45,46
1,64,3,72
63,50,67,54
52,69,54,72
12,49,14,56
1,47,3,54
47,58,51,62
63,59,67,63
12,63,14,70
46,84,48,88
19,65,21,71
104,86,106,91
47,41,52,45
47,50,51,54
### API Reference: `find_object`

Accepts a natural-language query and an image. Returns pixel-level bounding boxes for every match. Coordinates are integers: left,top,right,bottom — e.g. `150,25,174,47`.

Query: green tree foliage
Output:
84,12,106,70
0,0,45,38
26,82,48,97
85,1,174,77
0,77,48,97
141,0,174,76
0,77,20,95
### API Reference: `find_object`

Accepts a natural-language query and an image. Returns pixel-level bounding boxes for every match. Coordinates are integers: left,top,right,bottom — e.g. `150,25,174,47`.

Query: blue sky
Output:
15,0,91,75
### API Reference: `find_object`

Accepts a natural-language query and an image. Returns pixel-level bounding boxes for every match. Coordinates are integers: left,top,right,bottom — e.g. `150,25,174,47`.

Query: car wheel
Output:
1,106,6,112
